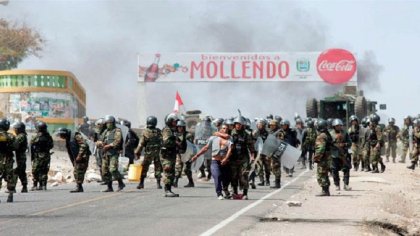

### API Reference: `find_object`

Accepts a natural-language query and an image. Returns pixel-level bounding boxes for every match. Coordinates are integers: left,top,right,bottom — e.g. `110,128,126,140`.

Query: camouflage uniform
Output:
313,130,332,196
31,130,54,190
330,129,352,189
301,127,317,170
365,124,385,173
174,132,194,180
160,126,177,187
252,128,270,186
100,126,125,189
124,128,139,168
230,128,254,196
0,130,16,194
269,128,282,186
12,132,28,191
399,125,411,163
384,124,399,162
409,126,420,168
93,126,105,180
135,127,163,185
348,124,362,171
72,133,91,186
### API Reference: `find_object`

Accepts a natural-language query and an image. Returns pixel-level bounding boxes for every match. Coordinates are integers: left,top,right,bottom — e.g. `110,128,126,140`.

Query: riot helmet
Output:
146,116,158,128
95,118,104,126
104,115,116,124
327,118,333,129
281,119,290,127
83,116,89,123
361,117,369,128
388,117,395,124
213,118,224,127
35,121,47,132
224,118,234,126
233,116,246,125
176,120,186,127
350,115,359,123
316,119,328,132
369,114,380,124
11,121,26,134
56,127,71,139
306,119,315,128
274,115,282,123
0,118,10,131
414,119,420,127
332,118,344,127
165,113,179,126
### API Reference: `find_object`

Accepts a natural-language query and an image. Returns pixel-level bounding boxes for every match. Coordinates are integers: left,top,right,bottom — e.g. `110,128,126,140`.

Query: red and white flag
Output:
173,91,184,113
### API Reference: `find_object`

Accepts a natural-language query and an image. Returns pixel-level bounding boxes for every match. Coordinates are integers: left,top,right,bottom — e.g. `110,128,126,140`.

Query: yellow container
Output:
128,163,142,182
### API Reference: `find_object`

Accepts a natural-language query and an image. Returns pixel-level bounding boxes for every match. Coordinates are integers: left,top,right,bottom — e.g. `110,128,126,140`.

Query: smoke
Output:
357,51,383,92
2,1,375,127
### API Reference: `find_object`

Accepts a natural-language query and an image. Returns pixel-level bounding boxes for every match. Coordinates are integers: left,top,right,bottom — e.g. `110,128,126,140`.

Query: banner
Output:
138,48,357,84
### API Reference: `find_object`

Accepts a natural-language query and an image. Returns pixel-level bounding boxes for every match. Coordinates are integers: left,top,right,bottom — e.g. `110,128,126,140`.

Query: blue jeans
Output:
210,160,230,196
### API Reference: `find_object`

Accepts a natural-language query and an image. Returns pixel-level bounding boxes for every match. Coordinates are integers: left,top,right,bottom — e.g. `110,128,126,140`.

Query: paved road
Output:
0,168,312,236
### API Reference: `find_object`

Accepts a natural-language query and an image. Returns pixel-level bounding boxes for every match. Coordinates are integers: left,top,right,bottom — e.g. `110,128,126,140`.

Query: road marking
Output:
199,169,309,236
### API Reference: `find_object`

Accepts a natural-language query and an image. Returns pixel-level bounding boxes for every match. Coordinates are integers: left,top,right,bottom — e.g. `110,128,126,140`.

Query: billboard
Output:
138,48,357,85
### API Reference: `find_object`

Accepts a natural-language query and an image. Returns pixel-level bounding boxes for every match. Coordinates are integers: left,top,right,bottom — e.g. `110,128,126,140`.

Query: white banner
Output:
138,48,357,84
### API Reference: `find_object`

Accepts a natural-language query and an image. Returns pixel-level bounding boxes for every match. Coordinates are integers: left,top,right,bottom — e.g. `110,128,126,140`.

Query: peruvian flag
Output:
173,91,184,113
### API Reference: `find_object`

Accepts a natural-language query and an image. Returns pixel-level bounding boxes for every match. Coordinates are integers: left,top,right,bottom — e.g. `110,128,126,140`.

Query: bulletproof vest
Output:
324,131,333,152
145,128,161,152
161,126,177,155
176,131,187,154
103,128,123,155
126,130,139,149
387,125,398,141
35,132,53,153
231,130,249,158
366,127,379,146
305,127,317,145
348,125,360,143
330,130,346,157
0,131,13,154
15,133,28,154
283,128,299,147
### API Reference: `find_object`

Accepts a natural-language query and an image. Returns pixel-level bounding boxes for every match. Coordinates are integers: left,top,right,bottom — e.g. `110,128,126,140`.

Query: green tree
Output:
0,18,44,70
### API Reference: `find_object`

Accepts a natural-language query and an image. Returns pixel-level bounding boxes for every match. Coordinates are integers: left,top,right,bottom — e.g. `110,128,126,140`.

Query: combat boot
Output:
21,185,28,193
31,181,38,191
265,175,270,186
70,183,83,193
380,163,386,173
250,179,256,189
102,182,114,192
316,186,330,197
41,181,47,191
270,178,281,189
137,177,145,189
407,162,416,170
5,188,16,193
371,165,379,173
198,169,206,179
164,185,179,197
6,193,13,203
301,160,306,169
344,185,352,191
173,177,179,188
309,162,313,170
257,176,265,186
117,179,125,192
354,163,359,171
184,176,194,188
156,178,162,189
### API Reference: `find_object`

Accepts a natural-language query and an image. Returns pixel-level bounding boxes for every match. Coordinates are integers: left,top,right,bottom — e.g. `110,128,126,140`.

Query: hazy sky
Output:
1,0,419,127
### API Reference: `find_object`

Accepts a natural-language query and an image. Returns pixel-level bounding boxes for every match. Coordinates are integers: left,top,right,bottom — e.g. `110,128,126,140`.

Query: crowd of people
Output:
0,112,419,202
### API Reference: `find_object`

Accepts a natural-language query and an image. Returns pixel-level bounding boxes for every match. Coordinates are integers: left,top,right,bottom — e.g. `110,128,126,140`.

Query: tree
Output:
0,18,44,70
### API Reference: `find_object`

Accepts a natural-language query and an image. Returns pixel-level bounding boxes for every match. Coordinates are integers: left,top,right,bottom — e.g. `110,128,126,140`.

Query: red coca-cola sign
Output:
317,48,356,84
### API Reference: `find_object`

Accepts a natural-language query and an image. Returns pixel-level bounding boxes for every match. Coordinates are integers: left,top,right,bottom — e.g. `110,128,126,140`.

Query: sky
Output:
1,0,419,127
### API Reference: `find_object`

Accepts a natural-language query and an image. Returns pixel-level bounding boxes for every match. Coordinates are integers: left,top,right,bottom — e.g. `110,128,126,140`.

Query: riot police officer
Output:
11,121,28,193
0,118,16,202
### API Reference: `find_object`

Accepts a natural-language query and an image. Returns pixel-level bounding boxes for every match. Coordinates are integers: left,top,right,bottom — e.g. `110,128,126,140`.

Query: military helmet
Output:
165,113,179,126
35,121,47,132
233,116,246,125
11,121,26,134
120,120,131,128
0,118,10,131
256,119,267,126
274,115,282,123
176,120,186,127
369,114,380,124
56,127,71,139
83,116,89,123
327,118,333,128
350,115,359,123
146,116,158,128
361,117,368,127
332,118,344,127
95,118,104,126
266,114,274,120
294,113,301,121
388,117,395,124
104,115,116,124
316,118,328,132
280,119,290,126
224,118,234,126
213,118,224,127
295,118,303,126
306,119,315,128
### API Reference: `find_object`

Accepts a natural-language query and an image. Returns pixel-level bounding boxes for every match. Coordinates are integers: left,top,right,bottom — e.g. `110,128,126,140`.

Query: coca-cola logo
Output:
317,48,356,84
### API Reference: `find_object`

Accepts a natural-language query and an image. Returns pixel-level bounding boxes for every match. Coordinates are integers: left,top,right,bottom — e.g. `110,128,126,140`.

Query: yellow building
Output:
0,69,86,131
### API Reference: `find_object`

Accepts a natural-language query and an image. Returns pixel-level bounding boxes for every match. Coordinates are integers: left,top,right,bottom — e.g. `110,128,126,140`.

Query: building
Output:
0,69,86,132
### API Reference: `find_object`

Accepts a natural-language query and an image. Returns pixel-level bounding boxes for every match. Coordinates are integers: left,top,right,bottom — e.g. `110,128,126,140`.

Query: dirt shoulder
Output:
244,160,420,236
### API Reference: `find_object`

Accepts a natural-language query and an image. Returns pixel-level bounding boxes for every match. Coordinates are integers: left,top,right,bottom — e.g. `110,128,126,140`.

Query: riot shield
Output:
261,133,281,156
194,121,216,160
279,142,301,169
249,137,264,174
116,124,129,156
181,140,197,163
79,132,95,155
191,155,205,171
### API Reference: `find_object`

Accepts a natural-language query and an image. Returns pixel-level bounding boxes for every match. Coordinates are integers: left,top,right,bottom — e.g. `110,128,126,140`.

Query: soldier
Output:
174,120,195,188
348,115,362,171
365,114,385,173
398,116,412,163
361,117,372,172
330,119,352,191
30,121,54,191
300,119,317,170
96,115,125,192
220,116,255,199
93,118,106,183
244,118,257,189
121,120,139,169
268,119,282,189
0,118,16,202
313,119,333,196
56,128,91,192
384,118,399,163
160,113,180,197
407,119,420,170
11,121,28,193
134,116,163,189
279,120,300,177
252,119,271,186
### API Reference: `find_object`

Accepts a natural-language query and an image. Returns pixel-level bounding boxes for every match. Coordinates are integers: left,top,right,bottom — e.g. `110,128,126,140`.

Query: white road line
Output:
199,169,309,236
